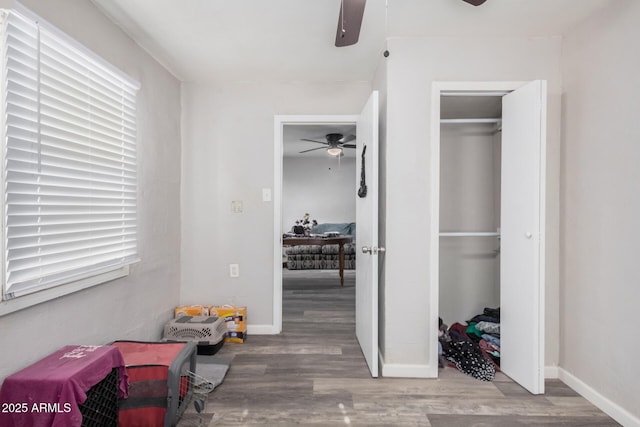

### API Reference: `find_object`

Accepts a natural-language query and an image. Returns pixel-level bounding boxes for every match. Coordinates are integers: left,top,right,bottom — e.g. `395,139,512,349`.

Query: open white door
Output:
355,91,379,377
500,80,546,394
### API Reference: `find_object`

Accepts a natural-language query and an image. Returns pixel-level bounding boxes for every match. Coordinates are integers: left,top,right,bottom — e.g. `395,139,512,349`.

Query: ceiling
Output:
91,0,615,84
88,0,614,154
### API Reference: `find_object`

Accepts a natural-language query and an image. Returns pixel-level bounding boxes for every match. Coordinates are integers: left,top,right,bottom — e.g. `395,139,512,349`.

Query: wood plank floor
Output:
179,269,619,426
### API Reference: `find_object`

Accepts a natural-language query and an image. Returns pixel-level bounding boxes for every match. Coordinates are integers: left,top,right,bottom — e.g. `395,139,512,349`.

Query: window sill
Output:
0,265,131,317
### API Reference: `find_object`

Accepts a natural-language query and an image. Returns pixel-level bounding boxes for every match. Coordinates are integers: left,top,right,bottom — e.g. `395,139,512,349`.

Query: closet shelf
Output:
439,231,501,237
441,91,509,97
440,118,502,124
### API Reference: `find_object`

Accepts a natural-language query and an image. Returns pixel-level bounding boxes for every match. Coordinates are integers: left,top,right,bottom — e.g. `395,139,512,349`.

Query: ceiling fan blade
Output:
299,146,326,154
342,144,356,149
462,0,487,6
335,0,366,47
300,138,328,145
340,134,356,143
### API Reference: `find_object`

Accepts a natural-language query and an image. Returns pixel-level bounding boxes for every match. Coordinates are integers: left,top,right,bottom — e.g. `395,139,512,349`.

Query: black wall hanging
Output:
358,145,367,198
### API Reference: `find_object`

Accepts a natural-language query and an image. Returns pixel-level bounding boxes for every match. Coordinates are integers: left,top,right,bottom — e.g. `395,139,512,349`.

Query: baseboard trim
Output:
379,361,560,379
247,324,278,335
558,368,640,427
379,352,436,378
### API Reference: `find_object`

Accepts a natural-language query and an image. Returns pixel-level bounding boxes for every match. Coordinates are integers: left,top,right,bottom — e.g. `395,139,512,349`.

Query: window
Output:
1,6,140,303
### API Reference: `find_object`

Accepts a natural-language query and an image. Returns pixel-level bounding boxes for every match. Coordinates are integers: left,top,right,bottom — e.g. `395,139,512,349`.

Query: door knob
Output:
362,246,372,254
525,232,532,239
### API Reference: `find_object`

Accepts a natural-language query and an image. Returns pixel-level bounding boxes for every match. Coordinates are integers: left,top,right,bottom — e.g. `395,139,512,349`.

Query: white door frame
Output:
273,115,358,333
428,81,541,374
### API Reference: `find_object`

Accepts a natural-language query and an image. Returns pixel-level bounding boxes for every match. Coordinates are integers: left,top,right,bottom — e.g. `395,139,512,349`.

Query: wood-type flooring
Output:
178,269,619,426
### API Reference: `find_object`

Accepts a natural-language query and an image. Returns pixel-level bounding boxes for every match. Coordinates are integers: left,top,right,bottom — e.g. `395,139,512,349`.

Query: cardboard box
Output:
209,306,247,343
174,305,210,318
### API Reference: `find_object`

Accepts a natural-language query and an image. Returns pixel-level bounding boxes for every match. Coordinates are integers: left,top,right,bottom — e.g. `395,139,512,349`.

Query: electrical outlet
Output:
229,264,239,278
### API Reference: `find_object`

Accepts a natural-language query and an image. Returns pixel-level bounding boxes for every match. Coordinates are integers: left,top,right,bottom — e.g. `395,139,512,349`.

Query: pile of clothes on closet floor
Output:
438,307,501,381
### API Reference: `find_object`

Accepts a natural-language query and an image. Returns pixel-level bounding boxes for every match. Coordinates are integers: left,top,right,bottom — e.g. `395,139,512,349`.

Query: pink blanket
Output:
0,345,128,427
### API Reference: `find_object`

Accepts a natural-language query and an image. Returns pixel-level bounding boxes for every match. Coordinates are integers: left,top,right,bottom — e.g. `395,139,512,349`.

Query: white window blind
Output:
2,8,140,300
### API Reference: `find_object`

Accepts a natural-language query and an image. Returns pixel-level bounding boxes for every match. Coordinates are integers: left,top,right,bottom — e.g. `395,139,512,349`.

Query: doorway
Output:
429,81,547,394
272,115,358,333
274,91,380,378
280,123,358,333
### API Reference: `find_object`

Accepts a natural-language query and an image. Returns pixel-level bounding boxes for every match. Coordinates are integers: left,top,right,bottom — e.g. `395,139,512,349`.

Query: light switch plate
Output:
229,264,239,277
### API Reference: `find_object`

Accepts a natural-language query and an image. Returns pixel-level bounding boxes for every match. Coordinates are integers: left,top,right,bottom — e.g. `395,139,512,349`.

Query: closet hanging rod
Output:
441,91,509,97
440,118,501,124
439,231,501,237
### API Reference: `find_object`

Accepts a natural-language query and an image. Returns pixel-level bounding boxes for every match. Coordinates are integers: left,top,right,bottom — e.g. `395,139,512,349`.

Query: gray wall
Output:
382,36,562,370
180,81,371,325
0,0,182,381
561,1,640,422
282,156,356,232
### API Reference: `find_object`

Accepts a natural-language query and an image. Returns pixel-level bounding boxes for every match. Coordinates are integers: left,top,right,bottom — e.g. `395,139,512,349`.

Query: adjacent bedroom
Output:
281,124,358,337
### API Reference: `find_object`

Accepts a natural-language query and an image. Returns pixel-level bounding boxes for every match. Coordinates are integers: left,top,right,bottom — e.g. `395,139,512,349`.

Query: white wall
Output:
382,36,562,370
282,156,356,232
180,81,371,327
0,0,182,381
561,1,640,423
439,124,500,326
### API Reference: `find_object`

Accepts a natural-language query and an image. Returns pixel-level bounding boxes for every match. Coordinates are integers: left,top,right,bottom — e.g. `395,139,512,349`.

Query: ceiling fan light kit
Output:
462,0,488,6
327,147,343,156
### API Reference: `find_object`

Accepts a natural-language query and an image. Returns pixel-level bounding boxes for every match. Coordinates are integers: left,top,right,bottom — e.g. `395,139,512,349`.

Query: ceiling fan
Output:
299,133,356,156
335,0,366,47
334,0,487,47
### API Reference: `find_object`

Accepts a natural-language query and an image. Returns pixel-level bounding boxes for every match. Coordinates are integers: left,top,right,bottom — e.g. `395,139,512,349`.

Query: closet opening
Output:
430,81,547,395
438,91,504,380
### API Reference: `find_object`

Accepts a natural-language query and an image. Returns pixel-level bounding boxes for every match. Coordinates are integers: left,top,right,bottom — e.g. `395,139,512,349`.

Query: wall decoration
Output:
358,145,367,198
